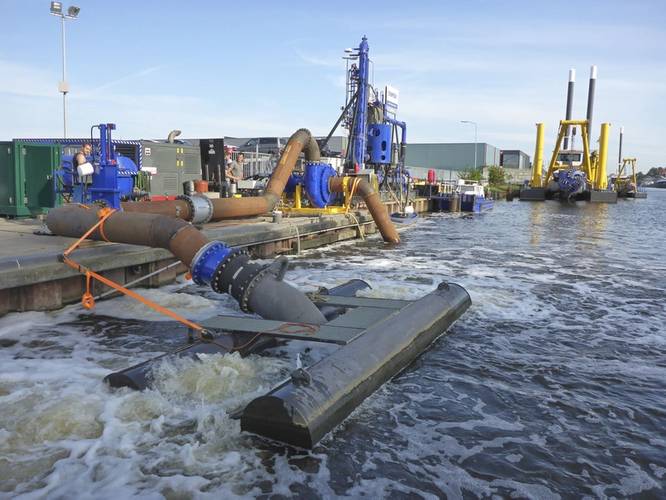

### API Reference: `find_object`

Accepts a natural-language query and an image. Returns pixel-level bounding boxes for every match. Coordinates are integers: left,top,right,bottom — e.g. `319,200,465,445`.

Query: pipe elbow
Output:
303,136,321,162
263,192,281,211
355,178,374,197
328,176,399,244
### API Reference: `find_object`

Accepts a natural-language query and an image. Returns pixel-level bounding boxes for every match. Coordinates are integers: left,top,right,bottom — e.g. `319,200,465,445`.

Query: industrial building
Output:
500,150,531,170
405,142,501,180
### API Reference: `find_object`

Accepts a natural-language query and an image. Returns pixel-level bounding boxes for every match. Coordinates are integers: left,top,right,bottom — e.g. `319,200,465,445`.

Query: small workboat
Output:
457,180,494,213
390,205,418,225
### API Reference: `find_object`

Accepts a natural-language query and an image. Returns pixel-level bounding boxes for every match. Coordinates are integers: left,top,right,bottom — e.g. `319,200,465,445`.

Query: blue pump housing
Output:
56,153,139,205
116,155,139,197
285,173,303,194
367,123,392,164
303,162,336,208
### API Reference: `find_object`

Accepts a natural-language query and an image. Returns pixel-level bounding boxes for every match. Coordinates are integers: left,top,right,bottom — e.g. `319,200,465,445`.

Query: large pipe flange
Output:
210,249,250,296
177,194,214,224
190,240,232,286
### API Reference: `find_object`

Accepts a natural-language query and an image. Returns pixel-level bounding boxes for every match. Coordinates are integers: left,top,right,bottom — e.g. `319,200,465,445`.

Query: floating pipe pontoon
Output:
46,206,470,447
236,282,471,448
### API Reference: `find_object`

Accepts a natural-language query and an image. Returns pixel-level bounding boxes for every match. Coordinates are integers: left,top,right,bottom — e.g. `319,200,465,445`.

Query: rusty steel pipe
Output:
46,205,206,265
329,177,400,244
121,129,319,222
121,198,192,220
46,205,326,324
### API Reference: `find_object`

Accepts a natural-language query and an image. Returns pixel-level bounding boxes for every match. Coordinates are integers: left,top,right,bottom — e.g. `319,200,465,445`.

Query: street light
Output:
50,1,80,138
461,120,478,169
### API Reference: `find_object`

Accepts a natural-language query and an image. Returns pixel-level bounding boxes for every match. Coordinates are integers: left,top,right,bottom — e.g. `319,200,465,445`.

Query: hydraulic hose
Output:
46,205,326,324
121,128,320,221
329,176,400,244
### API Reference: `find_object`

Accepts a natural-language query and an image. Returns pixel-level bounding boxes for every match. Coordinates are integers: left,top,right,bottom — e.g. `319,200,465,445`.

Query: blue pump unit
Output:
87,123,122,208
344,37,408,169
55,123,143,209
367,123,392,164
303,162,336,207
284,163,337,208
350,37,370,169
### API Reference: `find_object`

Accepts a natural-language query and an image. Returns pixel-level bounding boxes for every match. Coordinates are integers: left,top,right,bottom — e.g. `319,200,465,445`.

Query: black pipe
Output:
212,253,326,325
586,66,597,144
618,127,624,172
563,69,575,150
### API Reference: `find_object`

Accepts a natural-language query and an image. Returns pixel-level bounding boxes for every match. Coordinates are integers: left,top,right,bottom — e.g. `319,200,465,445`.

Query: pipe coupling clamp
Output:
177,194,214,224
190,240,232,286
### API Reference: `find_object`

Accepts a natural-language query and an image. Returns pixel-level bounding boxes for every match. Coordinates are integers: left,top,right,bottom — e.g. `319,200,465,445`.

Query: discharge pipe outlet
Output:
46,205,326,325
329,176,400,244
121,128,321,221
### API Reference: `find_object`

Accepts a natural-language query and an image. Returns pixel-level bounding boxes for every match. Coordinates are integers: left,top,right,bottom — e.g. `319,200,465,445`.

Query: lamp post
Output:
50,2,80,139
461,120,478,169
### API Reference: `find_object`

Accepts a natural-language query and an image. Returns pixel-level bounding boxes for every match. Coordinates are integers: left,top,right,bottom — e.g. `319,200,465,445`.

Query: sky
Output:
2,0,665,171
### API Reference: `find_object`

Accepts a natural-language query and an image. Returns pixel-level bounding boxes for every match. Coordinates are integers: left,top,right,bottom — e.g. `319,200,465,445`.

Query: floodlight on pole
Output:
461,120,478,169
50,3,80,138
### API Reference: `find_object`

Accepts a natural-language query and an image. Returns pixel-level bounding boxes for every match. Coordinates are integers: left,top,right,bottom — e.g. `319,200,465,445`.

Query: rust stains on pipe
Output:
46,205,205,265
121,199,192,220
46,205,327,325
210,196,270,220
208,127,315,220
329,177,400,244
121,128,319,222
257,128,315,213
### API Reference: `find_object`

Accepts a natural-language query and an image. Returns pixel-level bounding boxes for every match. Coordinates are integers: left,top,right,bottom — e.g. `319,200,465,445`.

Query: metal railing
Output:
228,151,345,179
229,151,276,178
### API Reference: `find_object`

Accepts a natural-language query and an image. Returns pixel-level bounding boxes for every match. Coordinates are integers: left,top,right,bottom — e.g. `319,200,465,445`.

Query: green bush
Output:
487,165,506,186
457,167,483,182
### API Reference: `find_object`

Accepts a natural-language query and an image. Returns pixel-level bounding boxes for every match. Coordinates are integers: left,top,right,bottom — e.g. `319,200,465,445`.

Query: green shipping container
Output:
0,141,61,217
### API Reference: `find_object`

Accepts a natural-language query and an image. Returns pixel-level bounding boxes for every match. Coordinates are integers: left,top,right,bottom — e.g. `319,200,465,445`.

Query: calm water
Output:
1,191,665,498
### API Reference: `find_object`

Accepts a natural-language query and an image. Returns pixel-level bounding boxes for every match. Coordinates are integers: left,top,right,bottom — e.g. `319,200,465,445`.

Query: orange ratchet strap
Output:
61,207,204,334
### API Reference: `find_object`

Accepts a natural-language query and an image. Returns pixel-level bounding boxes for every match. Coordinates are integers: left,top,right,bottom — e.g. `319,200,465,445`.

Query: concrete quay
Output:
0,210,377,316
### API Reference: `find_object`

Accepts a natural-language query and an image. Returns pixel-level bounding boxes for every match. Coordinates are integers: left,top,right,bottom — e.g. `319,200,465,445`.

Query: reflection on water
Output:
0,190,665,497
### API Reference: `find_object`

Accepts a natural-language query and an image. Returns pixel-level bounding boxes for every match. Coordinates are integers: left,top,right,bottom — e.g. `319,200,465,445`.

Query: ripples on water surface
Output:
1,190,665,498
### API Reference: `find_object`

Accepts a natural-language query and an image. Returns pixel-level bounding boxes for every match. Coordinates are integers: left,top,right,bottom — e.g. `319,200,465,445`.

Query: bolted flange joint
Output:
177,194,214,224
190,241,233,286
